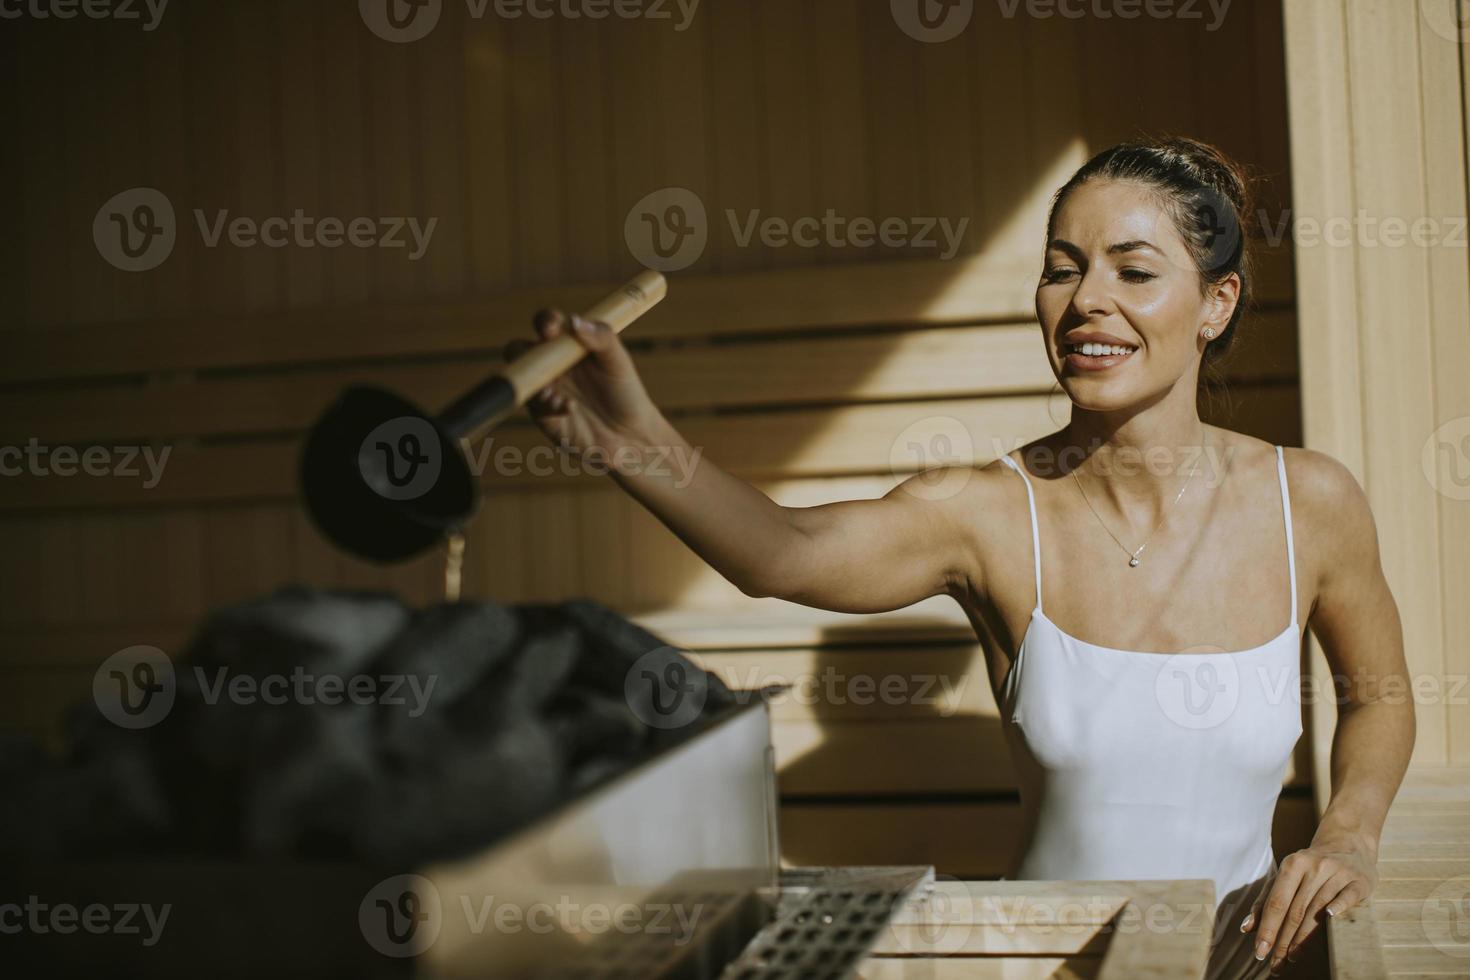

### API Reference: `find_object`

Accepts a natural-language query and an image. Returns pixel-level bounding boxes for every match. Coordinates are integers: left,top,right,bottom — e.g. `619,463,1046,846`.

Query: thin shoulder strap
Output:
998,453,1044,613
1275,445,1299,626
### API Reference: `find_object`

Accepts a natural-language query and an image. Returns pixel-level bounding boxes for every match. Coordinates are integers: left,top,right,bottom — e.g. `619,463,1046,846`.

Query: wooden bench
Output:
862,878,1219,979
1319,764,1470,978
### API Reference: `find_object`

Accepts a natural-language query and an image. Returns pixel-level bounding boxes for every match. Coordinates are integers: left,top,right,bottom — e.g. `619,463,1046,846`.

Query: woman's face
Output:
1035,177,1237,411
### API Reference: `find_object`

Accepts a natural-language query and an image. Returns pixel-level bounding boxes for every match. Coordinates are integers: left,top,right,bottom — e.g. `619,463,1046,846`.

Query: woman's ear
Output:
1205,272,1242,332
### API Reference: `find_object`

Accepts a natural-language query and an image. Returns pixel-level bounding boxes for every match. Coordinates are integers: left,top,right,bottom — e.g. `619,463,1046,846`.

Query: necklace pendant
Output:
1128,556,1140,567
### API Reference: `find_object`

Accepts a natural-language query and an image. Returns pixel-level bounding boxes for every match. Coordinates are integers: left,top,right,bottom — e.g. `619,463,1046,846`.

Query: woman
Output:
507,137,1415,978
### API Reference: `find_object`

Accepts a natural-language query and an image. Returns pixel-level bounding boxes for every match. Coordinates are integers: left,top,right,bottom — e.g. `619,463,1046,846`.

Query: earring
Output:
1203,327,1217,340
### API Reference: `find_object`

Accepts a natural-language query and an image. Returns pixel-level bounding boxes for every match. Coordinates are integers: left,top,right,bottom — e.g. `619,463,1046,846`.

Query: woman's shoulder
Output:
1250,439,1378,592
1272,442,1368,513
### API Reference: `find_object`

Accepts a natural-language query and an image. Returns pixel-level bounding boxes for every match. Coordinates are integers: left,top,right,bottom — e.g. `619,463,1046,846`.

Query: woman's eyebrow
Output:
1046,238,1161,256
1046,235,1081,255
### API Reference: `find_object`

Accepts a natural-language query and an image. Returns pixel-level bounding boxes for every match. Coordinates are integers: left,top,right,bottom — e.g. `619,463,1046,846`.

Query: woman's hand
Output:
502,308,664,457
1241,839,1378,973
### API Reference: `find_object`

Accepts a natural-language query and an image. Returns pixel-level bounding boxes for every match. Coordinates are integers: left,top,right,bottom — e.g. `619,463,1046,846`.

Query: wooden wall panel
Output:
1285,0,1470,772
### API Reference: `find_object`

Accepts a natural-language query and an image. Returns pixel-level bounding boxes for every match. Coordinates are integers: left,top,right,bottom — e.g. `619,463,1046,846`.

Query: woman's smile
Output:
1063,345,1138,372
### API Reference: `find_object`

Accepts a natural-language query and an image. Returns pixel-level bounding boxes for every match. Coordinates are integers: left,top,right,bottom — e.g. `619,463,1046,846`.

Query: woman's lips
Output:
1064,347,1137,372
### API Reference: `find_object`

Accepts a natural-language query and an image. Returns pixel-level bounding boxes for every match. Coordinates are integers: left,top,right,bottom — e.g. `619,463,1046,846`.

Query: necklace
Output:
1070,428,1208,567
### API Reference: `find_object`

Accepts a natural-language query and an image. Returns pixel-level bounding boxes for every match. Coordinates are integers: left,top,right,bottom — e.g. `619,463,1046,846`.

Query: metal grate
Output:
717,867,934,980
533,867,933,980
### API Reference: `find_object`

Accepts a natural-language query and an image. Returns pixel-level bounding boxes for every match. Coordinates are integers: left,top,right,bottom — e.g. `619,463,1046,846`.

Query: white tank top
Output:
995,445,1303,980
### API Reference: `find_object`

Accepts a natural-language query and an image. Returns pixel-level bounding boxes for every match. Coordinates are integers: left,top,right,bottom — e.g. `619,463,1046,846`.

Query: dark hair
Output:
1044,135,1257,380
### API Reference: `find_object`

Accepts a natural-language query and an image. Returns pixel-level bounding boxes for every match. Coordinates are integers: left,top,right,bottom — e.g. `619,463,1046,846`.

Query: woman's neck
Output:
1045,408,1222,514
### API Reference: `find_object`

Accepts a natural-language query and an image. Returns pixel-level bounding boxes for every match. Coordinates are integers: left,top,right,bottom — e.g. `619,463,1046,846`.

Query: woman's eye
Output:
1121,268,1156,283
1043,268,1077,283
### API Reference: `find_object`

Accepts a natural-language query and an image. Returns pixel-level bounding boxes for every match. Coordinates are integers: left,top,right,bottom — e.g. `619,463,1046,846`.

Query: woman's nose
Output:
1068,269,1112,319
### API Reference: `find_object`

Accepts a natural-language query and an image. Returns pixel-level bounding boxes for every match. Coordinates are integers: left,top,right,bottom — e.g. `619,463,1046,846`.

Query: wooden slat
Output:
780,801,1023,879
1,246,1297,383
0,382,1301,512
0,310,1298,446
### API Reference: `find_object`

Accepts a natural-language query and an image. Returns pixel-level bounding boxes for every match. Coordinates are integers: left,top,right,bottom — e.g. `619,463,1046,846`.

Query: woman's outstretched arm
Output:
610,408,983,612
506,308,985,614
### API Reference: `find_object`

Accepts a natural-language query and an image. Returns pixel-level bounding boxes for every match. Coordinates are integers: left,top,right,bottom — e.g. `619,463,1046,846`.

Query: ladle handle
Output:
439,269,667,439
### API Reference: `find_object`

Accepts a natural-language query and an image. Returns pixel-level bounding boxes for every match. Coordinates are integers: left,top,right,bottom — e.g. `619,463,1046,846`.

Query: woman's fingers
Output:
1284,869,1354,963
1269,865,1328,972
1251,858,1306,968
